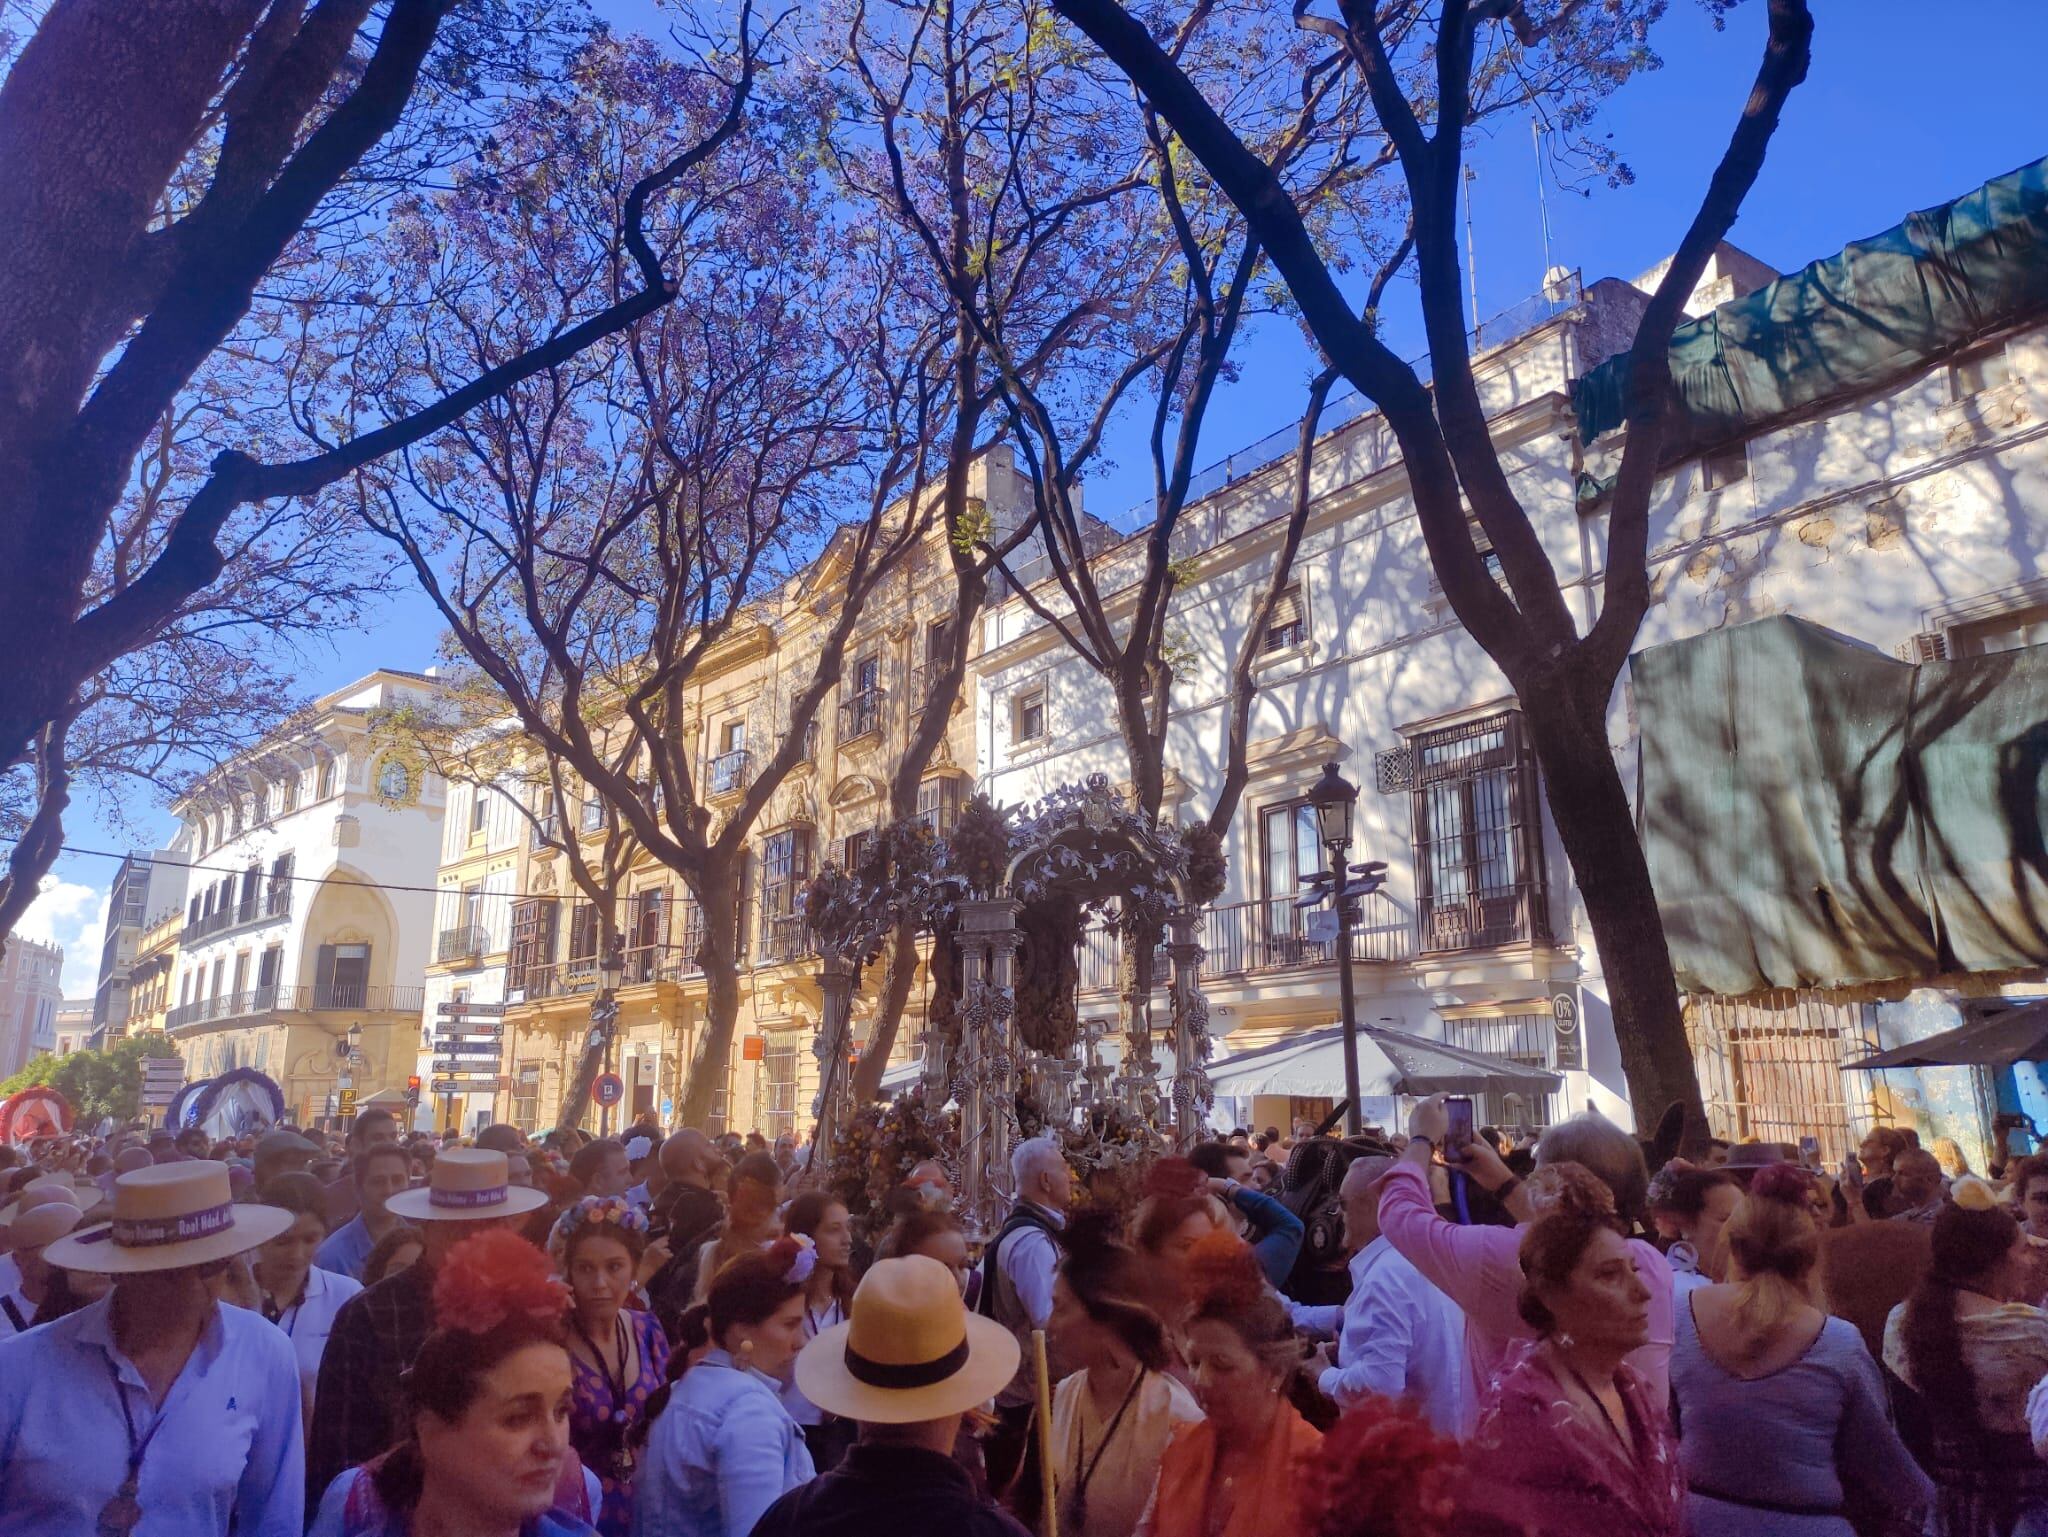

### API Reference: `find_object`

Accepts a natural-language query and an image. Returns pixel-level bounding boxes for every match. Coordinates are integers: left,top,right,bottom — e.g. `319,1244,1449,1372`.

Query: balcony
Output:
707,748,749,799
164,983,427,1032
909,664,935,715
435,925,488,966
837,690,884,743
182,891,290,947
759,912,815,967
1076,895,1413,995
782,720,820,765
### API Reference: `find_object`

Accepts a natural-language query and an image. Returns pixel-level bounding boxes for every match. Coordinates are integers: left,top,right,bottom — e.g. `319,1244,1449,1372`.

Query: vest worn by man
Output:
978,1202,1059,1409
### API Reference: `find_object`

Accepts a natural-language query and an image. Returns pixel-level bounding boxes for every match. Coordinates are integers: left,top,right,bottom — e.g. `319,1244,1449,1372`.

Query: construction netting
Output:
1635,615,2048,996
1576,154,2048,458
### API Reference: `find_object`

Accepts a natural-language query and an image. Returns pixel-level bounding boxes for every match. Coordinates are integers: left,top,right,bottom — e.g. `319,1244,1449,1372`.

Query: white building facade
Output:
164,669,450,1125
976,231,2048,1146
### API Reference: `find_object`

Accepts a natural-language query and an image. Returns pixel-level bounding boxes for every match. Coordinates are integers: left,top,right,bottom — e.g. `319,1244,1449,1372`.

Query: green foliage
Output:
1179,822,1228,907
0,1032,180,1127
950,496,993,556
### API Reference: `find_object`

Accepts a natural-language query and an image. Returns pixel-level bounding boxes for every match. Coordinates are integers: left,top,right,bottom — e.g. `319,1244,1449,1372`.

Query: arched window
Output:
377,759,411,800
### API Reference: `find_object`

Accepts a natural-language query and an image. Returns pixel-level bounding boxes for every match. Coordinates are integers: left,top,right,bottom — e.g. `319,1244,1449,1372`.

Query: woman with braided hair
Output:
307,1226,600,1537
1671,1163,1929,1536
1885,1180,2048,1536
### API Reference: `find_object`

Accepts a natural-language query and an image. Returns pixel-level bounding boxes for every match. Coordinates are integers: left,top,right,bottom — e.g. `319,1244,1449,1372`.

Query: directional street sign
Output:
434,1022,503,1039
437,1001,507,1018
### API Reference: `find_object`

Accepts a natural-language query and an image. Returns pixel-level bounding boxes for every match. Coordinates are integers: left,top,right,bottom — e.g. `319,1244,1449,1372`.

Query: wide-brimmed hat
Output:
44,1162,294,1274
384,1148,549,1222
0,1174,106,1227
796,1255,1020,1424
10,1201,85,1252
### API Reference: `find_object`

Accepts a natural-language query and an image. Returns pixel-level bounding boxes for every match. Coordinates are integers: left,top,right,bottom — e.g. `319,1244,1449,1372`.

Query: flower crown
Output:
550,1193,651,1251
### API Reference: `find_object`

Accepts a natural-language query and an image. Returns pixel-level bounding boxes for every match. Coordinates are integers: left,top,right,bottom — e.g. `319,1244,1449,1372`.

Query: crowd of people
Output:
5,1098,2048,1537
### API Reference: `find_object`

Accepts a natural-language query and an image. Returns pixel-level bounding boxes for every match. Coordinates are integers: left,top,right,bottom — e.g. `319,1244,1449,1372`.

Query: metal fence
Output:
1076,895,1413,996
1684,991,1889,1163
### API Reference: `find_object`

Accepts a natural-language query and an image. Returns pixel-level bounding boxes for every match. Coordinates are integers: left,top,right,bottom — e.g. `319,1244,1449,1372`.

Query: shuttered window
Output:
1261,582,1307,653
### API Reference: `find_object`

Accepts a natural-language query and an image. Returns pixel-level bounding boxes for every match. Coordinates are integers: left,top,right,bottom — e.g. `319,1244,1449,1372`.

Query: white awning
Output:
1207,1023,1562,1099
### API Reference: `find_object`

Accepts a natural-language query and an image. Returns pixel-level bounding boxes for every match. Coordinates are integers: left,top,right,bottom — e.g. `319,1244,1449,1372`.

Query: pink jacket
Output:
1375,1161,1674,1433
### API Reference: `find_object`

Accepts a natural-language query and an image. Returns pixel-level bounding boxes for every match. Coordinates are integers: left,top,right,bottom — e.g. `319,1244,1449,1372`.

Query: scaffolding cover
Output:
1576,155,2048,456
1635,615,2048,995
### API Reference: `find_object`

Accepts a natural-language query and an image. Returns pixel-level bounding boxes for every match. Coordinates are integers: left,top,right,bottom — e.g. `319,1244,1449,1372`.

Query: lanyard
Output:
104,1360,166,1491
575,1312,634,1425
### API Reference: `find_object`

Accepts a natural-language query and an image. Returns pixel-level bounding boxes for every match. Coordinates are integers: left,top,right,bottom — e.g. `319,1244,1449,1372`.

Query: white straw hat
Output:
0,1173,107,1227
10,1201,85,1251
795,1255,1020,1424
43,1162,293,1274
383,1148,549,1222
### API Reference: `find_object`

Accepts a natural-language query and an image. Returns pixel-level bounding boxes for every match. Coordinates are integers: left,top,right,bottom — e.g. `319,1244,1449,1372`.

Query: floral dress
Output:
1460,1339,1684,1537
569,1306,671,1537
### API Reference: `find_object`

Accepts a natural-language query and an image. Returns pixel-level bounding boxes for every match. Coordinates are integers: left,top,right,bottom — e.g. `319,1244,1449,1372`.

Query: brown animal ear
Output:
1644,1101,1687,1172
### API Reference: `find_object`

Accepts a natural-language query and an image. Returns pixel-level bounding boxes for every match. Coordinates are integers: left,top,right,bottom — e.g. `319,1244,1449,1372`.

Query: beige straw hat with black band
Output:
43,1162,292,1274
795,1255,1020,1424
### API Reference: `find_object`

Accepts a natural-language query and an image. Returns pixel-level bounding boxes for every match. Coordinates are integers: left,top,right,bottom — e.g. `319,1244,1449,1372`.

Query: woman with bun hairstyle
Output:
1049,1213,1203,1537
1134,1232,1318,1537
1885,1180,2048,1536
1460,1198,1682,1537
780,1190,858,1469
1671,1163,1929,1536
631,1238,816,1537
307,1227,600,1537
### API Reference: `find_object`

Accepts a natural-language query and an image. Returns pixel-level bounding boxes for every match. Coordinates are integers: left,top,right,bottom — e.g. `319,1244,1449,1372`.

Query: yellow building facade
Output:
486,451,1030,1137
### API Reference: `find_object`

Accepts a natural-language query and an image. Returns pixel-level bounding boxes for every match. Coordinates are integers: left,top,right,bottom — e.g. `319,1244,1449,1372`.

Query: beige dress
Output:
1883,1298,2048,1433
1051,1367,1203,1537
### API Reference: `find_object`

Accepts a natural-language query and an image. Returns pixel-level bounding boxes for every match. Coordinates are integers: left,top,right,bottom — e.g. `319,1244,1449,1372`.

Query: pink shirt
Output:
1375,1161,1674,1433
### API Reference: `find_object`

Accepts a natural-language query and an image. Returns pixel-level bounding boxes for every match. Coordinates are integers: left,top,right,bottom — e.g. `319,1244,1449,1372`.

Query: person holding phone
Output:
1376,1095,1675,1431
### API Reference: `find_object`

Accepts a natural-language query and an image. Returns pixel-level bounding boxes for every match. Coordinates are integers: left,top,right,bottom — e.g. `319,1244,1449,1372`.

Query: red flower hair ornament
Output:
1299,1398,1466,1537
1747,1162,1817,1206
1143,1156,1209,1202
433,1228,571,1336
1184,1228,1267,1313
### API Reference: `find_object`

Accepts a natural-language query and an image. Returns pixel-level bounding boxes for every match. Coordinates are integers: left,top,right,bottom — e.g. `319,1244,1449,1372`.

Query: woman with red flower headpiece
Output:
1672,1163,1930,1536
307,1227,600,1537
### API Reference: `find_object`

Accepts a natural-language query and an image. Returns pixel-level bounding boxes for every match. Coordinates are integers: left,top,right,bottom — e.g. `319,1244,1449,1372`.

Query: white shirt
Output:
265,1266,362,1411
1051,1369,1203,1537
1316,1236,1467,1435
992,1203,1065,1409
0,1293,304,1537
778,1296,844,1427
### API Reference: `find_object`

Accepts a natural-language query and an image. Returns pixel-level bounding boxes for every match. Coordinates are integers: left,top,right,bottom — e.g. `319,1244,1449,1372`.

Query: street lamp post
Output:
596,938,625,1137
1307,761,1362,1136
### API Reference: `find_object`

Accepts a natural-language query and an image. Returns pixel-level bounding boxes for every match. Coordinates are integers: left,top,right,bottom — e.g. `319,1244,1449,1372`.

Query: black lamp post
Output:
1307,761,1362,1135
596,935,626,1136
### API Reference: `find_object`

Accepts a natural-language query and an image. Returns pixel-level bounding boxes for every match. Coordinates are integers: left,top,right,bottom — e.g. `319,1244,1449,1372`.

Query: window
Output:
916,617,954,709
1700,444,1748,493
579,793,604,833
628,889,666,982
230,953,249,1002
567,902,600,966
1409,711,1550,953
512,1061,541,1131
721,719,746,754
253,781,270,825
470,787,489,834
762,1037,799,1141
1259,801,1325,962
1013,686,1047,745
915,775,963,835
280,775,298,814
1262,582,1307,654
461,884,482,934
315,943,371,1007
1953,347,2012,401
239,864,261,922
841,828,873,873
508,900,558,995
759,827,814,962
1951,601,2048,657
841,656,884,738
711,721,748,795
317,760,336,800
376,759,411,799
257,947,282,997
266,852,293,917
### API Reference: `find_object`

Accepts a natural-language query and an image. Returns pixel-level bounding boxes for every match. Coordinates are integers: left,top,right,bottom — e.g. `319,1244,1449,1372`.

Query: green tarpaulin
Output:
1635,616,2048,996
1576,154,2048,458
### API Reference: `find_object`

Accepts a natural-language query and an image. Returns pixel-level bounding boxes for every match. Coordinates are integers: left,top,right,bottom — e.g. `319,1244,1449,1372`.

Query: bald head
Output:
662,1129,718,1189
1892,1148,1944,1208
1338,1154,1396,1251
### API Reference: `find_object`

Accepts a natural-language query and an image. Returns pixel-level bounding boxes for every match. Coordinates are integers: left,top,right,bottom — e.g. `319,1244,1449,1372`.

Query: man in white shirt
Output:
977,1135,1072,1499
1315,1153,1466,1435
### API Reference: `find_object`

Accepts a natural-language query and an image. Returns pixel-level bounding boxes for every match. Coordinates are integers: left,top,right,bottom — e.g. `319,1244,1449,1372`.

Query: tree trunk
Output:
0,718,71,961
551,904,618,1138
1517,664,1706,1144
677,879,742,1129
849,912,921,1103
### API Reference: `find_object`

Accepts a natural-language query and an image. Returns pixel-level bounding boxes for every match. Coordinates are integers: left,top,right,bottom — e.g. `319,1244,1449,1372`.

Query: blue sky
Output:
23,0,2047,995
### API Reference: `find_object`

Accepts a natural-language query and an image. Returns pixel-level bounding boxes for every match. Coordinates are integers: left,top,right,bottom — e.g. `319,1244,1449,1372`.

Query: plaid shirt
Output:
307,1258,435,1515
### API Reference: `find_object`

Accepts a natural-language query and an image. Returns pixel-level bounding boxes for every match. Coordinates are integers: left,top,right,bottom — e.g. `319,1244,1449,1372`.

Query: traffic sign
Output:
437,1001,507,1018
592,1073,625,1108
434,1022,503,1039
431,1076,497,1093
338,1088,358,1117
661,1099,673,1118
434,1042,501,1058
433,1059,501,1075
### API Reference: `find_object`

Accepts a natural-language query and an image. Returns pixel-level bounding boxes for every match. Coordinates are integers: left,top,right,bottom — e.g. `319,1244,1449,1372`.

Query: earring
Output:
1553,1331,1576,1351
738,1337,755,1357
